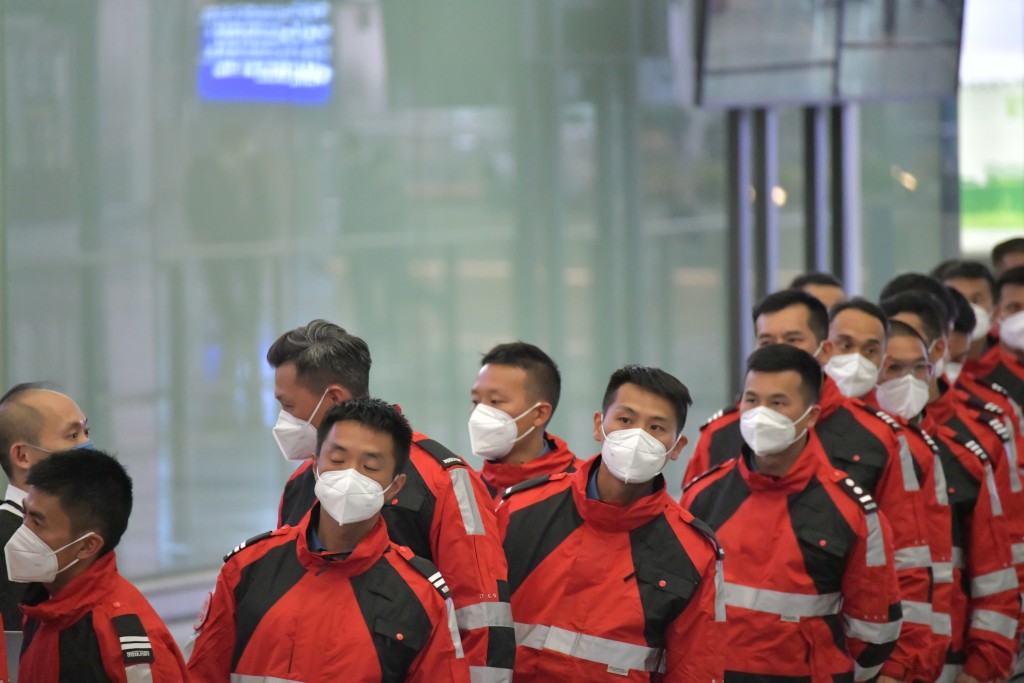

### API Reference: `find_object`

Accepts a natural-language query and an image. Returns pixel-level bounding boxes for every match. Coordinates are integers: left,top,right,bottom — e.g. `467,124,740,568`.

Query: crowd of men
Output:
0,237,1024,682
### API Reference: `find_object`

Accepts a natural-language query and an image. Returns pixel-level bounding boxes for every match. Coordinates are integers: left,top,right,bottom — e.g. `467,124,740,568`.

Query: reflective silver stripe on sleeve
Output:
951,546,965,569
900,600,932,625
447,597,466,658
936,664,961,683
470,666,513,683
723,582,842,618
970,609,1018,639
230,676,303,683
932,454,949,505
854,662,884,681
894,545,931,570
933,562,954,584
1013,543,1024,565
864,512,886,567
897,435,920,491
1002,416,1023,493
931,610,952,636
985,463,1004,517
514,623,665,673
714,559,726,622
844,615,902,644
125,664,153,683
970,567,1018,597
455,601,514,630
449,468,485,536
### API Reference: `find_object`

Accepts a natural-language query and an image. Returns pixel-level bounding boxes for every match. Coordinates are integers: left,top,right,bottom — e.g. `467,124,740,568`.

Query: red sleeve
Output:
95,610,190,683
962,455,1020,681
660,540,724,682
871,431,934,680
186,561,240,682
840,507,903,681
431,464,515,680
406,593,472,683
682,431,714,488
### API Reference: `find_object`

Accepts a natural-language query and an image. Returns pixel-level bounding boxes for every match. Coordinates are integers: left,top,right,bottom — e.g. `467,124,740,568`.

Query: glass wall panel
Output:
2,0,729,575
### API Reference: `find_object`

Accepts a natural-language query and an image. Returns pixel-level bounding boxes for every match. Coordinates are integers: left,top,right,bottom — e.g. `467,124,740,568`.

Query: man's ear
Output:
593,411,604,442
804,405,823,431
668,435,688,461
11,443,32,472
388,473,407,500
76,533,105,561
530,402,553,429
816,339,834,364
325,385,352,406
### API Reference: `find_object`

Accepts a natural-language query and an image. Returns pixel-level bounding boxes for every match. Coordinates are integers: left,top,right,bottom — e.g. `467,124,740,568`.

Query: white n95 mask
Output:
1000,311,1024,352
876,375,930,421
5,525,94,583
273,390,329,461
740,405,813,457
315,467,394,526
824,353,880,399
467,402,540,460
971,303,992,342
600,425,677,485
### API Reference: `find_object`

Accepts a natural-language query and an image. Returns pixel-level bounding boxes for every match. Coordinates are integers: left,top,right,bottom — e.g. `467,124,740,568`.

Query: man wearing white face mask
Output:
825,298,948,680
976,266,1024,409
683,344,902,681
0,382,92,632
496,365,725,681
266,320,514,681
11,447,189,681
188,398,470,682
468,342,581,502
934,260,999,369
880,292,1021,683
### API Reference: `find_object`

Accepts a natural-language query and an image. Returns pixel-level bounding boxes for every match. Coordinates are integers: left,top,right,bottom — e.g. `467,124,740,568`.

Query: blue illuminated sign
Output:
198,2,334,105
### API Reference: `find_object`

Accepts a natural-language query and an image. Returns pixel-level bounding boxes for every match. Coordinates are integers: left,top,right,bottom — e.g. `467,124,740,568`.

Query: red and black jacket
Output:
497,456,724,682
276,431,515,680
19,551,189,683
683,433,903,681
187,507,470,682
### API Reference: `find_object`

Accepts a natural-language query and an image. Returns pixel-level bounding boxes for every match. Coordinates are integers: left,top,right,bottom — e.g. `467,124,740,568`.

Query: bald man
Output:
0,383,91,630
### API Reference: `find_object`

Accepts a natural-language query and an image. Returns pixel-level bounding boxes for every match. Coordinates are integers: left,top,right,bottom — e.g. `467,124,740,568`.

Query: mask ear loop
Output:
510,402,544,445
306,388,331,425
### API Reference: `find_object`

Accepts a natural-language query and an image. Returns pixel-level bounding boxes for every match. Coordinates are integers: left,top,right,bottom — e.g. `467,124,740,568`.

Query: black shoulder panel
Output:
224,530,275,563
700,405,738,431
683,459,733,493
815,407,888,493
56,612,109,681
403,553,450,601
832,473,879,514
415,437,467,469
854,402,901,433
501,473,554,500
279,465,317,527
112,613,155,665
707,419,745,468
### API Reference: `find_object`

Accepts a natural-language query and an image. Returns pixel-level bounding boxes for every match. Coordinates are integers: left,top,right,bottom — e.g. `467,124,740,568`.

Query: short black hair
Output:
945,286,976,335
481,342,561,415
745,344,822,407
993,238,1024,271
888,319,929,347
0,382,59,478
267,320,372,397
879,273,957,328
789,272,844,290
829,297,889,337
996,266,1024,303
931,259,995,299
601,365,692,436
316,398,413,477
752,289,829,343
879,291,946,343
26,448,133,556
